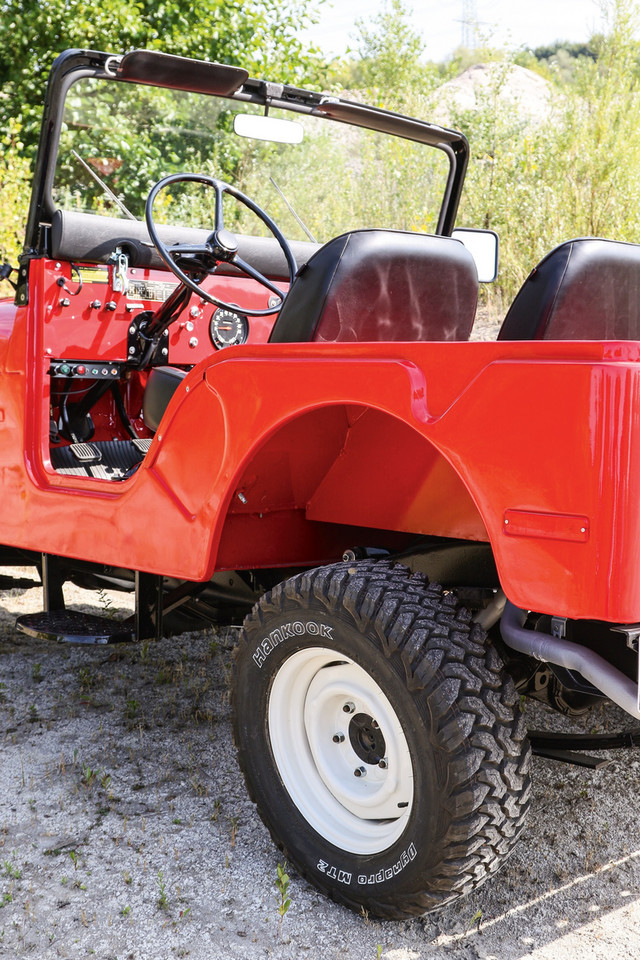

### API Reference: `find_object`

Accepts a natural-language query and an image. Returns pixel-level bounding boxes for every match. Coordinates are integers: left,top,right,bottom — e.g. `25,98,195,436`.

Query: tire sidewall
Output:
234,600,454,907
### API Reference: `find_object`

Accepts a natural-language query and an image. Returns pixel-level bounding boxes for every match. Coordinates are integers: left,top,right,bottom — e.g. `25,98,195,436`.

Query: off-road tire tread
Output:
233,560,531,919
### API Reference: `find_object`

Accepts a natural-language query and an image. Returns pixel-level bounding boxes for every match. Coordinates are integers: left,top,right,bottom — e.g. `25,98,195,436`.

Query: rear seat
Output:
498,237,640,340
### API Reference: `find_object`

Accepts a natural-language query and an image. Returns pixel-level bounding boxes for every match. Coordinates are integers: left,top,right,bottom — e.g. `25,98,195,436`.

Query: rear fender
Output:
148,351,488,575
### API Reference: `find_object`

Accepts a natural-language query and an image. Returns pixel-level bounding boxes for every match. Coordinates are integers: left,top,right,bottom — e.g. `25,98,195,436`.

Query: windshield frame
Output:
23,48,469,264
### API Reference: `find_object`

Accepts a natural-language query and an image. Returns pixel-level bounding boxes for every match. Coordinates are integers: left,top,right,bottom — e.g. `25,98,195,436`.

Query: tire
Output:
232,561,531,919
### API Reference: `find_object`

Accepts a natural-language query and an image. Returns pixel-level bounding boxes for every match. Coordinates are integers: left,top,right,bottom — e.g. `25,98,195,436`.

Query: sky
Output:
301,0,604,61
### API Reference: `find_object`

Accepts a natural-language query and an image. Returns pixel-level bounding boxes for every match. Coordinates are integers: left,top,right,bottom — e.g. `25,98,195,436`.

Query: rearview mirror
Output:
234,113,304,145
452,228,499,283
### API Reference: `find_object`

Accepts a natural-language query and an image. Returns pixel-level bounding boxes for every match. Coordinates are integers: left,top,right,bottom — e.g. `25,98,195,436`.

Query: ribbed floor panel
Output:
50,439,150,479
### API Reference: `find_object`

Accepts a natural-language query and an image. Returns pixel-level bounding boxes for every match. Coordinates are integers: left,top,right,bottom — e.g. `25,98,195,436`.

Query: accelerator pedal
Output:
131,438,152,455
16,610,133,645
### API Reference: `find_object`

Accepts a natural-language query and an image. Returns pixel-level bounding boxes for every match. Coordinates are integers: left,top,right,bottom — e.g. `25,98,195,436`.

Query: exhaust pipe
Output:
500,601,640,722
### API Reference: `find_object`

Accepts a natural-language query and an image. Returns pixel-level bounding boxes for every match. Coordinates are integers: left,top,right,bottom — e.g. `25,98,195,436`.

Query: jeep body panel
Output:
2,251,639,624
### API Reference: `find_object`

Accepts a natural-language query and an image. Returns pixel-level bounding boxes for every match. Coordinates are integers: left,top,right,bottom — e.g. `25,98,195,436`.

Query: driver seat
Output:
142,230,478,430
269,228,478,343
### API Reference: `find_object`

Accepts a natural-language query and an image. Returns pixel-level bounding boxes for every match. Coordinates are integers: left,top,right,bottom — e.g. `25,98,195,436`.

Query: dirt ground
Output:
0,568,639,960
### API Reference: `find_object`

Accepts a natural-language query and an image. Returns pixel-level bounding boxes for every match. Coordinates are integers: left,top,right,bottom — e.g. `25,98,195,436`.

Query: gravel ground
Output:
0,567,639,960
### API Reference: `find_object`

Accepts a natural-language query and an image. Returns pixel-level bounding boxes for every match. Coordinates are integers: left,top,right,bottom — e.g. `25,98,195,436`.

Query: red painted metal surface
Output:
40,259,278,365
3,258,640,624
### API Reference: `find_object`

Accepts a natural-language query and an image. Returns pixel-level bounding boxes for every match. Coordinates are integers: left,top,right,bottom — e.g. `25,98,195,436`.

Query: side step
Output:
14,556,163,644
529,730,640,769
16,610,133,644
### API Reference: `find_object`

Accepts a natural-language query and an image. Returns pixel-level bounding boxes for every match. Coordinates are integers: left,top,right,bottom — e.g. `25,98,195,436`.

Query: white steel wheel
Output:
268,647,414,855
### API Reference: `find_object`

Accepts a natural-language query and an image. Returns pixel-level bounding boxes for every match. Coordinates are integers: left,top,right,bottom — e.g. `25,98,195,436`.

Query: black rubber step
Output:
16,611,133,644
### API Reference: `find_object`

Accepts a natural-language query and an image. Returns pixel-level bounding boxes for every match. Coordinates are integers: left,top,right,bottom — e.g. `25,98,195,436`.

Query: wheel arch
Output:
211,400,491,572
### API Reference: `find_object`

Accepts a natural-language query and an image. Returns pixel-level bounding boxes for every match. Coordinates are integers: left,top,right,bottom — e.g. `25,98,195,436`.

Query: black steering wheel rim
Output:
145,173,297,316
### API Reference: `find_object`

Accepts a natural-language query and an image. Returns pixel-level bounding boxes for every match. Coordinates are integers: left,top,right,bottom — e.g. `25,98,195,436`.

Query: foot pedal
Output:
131,438,152,455
16,611,133,644
69,443,102,465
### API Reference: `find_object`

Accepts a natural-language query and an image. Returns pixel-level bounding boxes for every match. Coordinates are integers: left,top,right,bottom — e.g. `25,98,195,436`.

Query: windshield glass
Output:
53,78,450,243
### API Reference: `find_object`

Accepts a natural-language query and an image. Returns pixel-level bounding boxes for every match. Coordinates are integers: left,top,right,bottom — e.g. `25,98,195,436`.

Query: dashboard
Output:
41,258,283,370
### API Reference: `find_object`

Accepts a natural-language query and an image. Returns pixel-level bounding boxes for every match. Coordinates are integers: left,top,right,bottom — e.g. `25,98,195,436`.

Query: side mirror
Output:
233,113,304,145
452,228,499,283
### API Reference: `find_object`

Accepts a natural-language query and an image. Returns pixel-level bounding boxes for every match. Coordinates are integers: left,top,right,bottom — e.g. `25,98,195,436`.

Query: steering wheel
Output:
145,173,297,316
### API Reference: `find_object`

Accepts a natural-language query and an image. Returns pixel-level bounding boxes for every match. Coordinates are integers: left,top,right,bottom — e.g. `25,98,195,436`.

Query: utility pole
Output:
461,0,478,48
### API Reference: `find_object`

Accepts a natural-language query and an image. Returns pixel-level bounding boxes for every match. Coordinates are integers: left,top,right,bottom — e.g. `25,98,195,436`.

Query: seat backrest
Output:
498,237,640,341
269,229,478,343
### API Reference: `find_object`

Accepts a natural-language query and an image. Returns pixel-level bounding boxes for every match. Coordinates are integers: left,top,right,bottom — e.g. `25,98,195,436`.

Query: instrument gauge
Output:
209,307,249,349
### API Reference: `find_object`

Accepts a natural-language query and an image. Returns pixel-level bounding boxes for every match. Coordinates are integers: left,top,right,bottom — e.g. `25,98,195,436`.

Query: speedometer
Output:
209,307,249,349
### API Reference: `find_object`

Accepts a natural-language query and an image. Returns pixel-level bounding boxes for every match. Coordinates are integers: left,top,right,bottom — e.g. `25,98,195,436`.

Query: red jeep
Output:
3,48,639,919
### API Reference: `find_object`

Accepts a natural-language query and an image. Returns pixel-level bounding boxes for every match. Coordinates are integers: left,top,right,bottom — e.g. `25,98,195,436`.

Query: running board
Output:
529,730,640,769
16,610,133,644
15,555,163,644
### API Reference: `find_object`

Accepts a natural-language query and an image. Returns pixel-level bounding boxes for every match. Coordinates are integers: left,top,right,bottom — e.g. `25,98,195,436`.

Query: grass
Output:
229,815,240,848
2,860,21,881
276,862,292,934
157,871,169,912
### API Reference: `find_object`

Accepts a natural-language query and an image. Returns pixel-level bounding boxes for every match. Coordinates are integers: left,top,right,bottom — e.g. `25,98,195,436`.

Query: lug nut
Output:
332,733,345,744
354,767,366,778
343,701,355,714
378,758,388,770
371,719,379,729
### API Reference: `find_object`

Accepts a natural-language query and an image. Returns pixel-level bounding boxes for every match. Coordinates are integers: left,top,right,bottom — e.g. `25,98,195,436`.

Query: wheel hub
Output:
349,713,386,765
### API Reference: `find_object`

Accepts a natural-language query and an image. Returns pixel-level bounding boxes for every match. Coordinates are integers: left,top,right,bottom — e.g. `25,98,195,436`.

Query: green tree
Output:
443,0,640,306
0,119,31,296
354,0,431,105
515,40,600,85
551,0,640,238
0,0,327,153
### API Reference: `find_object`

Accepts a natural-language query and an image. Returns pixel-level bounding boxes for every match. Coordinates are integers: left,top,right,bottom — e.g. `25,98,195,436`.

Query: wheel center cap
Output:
349,712,386,765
